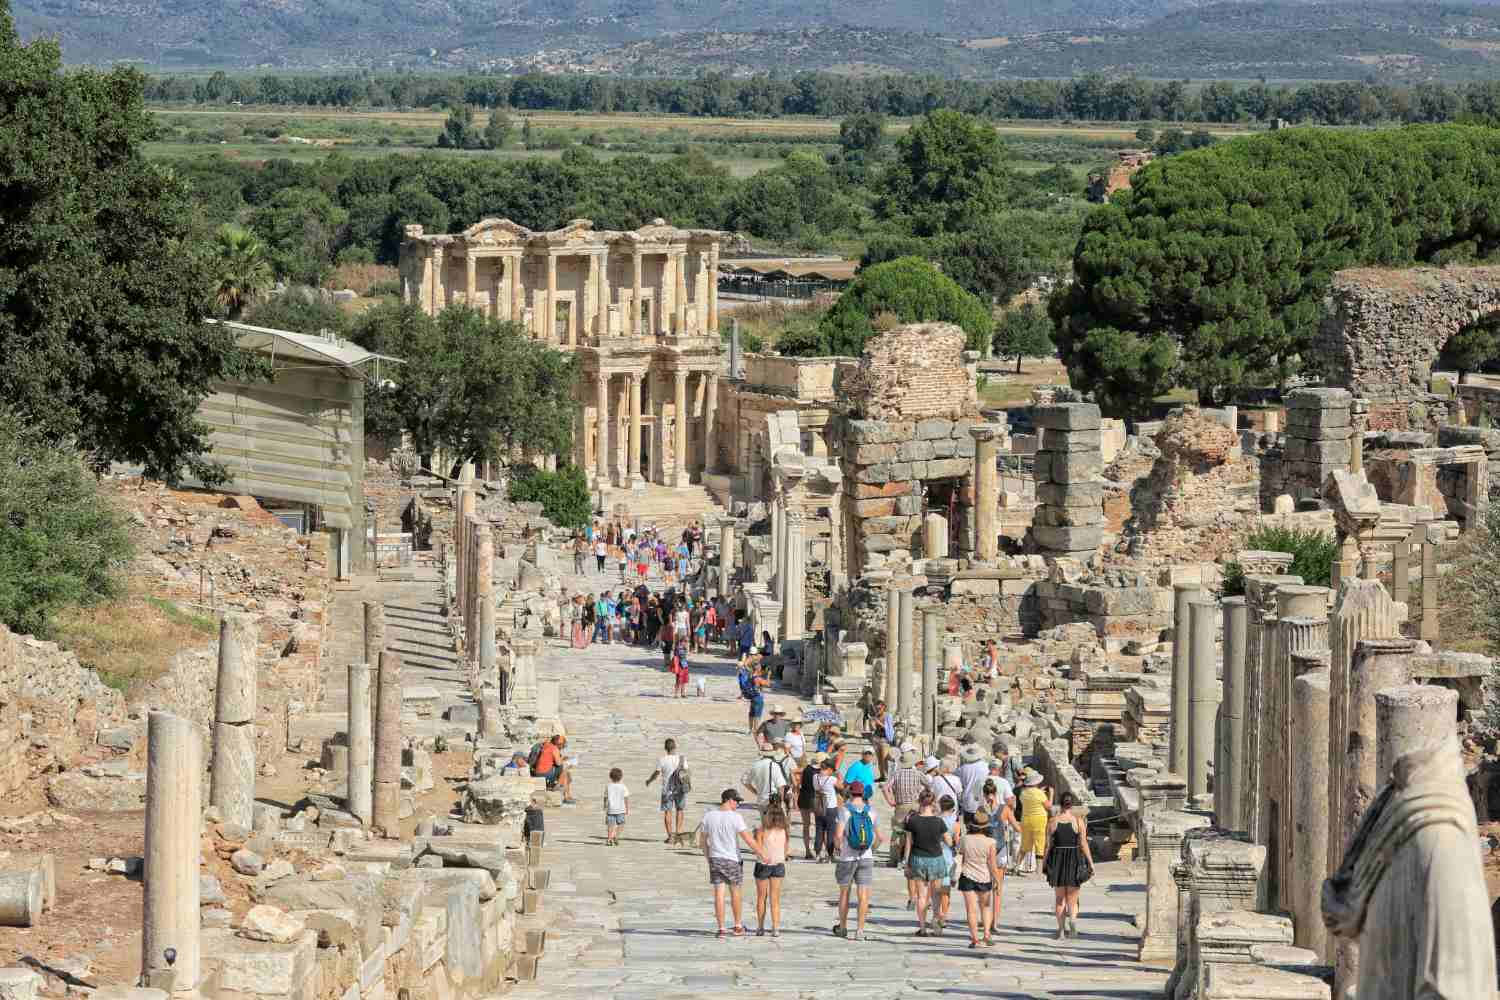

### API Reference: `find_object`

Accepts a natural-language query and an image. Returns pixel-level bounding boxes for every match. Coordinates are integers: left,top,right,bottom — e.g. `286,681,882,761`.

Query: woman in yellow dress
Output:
1018,770,1052,874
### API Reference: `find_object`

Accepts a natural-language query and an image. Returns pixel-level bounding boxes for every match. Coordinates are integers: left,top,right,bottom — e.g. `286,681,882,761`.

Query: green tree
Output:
439,103,475,149
1052,126,1500,417
876,109,1012,235
250,186,348,284
241,290,350,336
507,464,590,530
0,5,256,483
0,410,133,636
210,223,273,318
351,303,577,473
483,107,511,149
521,116,535,148
994,303,1056,373
839,112,885,157
781,257,993,358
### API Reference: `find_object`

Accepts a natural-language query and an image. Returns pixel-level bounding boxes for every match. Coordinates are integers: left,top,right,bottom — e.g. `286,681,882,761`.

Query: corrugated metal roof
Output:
212,319,403,372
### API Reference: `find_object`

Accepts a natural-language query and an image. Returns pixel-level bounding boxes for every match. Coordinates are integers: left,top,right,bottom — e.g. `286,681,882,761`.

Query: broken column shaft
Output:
209,612,258,830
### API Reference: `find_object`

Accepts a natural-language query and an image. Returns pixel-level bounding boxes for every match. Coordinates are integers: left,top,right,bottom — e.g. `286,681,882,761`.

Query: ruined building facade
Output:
400,218,725,490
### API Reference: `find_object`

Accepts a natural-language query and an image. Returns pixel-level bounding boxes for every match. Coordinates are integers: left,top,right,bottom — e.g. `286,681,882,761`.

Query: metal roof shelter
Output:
186,320,402,578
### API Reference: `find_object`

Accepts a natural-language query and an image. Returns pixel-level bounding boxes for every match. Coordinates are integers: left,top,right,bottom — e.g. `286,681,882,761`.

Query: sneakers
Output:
831,923,846,938
854,930,868,942
1066,915,1078,938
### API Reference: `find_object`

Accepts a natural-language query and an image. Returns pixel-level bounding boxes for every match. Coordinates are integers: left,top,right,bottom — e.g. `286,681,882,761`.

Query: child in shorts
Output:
604,767,629,846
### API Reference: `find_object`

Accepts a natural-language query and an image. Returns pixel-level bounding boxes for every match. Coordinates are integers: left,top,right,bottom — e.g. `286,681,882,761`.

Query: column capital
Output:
969,423,1003,443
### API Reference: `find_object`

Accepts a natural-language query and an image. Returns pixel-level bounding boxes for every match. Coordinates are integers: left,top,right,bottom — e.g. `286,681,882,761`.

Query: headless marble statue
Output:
1322,739,1496,999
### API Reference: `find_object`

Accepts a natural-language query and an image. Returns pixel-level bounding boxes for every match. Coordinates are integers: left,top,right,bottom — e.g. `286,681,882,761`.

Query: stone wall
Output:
839,323,979,422
841,418,980,571
1259,388,1352,507
1315,266,1500,429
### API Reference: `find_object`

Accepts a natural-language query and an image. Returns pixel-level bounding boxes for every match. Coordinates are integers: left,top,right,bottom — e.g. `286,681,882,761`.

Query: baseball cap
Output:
720,788,743,803
848,780,865,798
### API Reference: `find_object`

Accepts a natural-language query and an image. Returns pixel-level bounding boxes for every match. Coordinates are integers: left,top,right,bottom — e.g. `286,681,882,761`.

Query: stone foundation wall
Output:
839,323,978,422
0,623,126,781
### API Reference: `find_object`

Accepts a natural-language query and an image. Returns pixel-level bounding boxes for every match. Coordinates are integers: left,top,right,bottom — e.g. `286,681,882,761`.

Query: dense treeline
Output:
175,112,1085,284
1051,125,1500,418
144,70,1500,126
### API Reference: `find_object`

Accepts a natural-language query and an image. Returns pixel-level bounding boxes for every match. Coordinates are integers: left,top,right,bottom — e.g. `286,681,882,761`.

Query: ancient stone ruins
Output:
4,260,1500,1000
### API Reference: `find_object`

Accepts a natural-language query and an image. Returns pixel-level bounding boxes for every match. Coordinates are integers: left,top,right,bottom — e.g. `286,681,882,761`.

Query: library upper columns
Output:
400,217,722,344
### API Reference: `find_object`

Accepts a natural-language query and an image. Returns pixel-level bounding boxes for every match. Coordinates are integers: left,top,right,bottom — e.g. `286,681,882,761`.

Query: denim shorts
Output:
660,790,686,812
606,813,626,828
753,862,786,880
835,858,874,887
909,854,948,882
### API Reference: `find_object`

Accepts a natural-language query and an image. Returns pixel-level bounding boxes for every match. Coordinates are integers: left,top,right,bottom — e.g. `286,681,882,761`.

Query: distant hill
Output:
14,0,1500,78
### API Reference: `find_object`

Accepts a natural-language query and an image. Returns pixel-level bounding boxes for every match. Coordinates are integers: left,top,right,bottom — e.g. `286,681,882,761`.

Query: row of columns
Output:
444,244,722,343
878,585,933,738
591,368,719,489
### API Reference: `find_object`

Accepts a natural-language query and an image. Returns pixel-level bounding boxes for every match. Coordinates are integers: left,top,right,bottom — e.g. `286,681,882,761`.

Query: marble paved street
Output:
505,565,1170,1000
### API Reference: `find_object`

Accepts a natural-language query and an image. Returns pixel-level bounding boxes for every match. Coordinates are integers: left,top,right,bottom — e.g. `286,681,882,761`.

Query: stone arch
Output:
1315,266,1500,428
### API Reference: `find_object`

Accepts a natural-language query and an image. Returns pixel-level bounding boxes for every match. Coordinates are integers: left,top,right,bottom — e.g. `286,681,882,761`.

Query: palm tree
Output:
211,223,272,319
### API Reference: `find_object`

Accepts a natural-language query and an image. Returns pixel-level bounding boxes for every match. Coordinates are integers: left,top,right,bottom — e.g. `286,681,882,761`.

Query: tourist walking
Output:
936,791,959,930
796,751,820,859
753,800,789,937
645,738,687,842
982,779,1021,924
742,743,791,812
832,781,883,941
902,790,953,937
957,743,989,823
603,767,629,846
573,535,587,575
699,789,767,939
1045,792,1094,939
594,536,608,572
957,811,1004,948
883,748,928,910
1018,769,1051,874
813,757,840,861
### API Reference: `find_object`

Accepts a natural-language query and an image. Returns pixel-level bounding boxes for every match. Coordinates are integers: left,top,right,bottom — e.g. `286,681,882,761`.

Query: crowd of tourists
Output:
555,516,1093,943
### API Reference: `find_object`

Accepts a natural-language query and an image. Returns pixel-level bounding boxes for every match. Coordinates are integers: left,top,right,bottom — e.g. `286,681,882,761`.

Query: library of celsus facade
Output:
399,217,724,490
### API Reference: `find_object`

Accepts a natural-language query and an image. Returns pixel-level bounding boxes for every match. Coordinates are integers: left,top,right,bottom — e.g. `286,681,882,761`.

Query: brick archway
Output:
1315,266,1500,428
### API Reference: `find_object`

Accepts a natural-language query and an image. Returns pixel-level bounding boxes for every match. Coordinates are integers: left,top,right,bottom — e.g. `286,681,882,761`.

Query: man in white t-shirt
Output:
956,743,990,820
784,722,805,763
742,745,790,811
645,737,686,842
832,780,885,941
699,789,766,937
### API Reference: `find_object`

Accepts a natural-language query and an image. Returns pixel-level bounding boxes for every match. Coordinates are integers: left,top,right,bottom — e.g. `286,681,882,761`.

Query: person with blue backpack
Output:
832,779,884,941
739,658,768,739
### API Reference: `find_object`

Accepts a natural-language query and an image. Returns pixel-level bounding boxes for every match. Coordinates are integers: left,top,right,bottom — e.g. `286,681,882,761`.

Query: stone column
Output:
921,607,941,738
922,513,949,559
672,370,689,487
702,373,718,474
881,584,900,712
770,493,783,588
1375,684,1458,785
464,515,481,662
1334,637,1415,994
347,661,373,825
429,245,444,314
631,251,643,335
587,252,600,338
1263,585,1329,911
477,526,496,684
142,711,200,997
781,514,804,642
362,600,384,671
478,690,501,742
209,612,257,830
628,373,643,486
969,425,1001,564
1327,578,1401,877
545,252,558,343
1349,397,1368,475
372,649,404,837
1420,528,1439,642
465,253,476,306
897,588,915,732
1290,667,1331,960
708,242,720,332
510,636,541,713
1169,583,1201,777
1137,803,1211,962
718,522,735,596
1186,596,1218,809
595,251,609,336
508,253,521,324
1391,534,1411,606
1219,597,1247,831
675,251,688,333
595,372,610,488
456,487,475,622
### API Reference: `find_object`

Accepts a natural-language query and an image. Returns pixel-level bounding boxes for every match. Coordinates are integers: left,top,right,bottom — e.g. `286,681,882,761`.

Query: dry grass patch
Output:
51,586,218,695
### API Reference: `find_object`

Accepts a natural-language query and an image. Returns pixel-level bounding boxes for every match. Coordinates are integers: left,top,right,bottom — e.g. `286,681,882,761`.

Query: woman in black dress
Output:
1043,792,1094,940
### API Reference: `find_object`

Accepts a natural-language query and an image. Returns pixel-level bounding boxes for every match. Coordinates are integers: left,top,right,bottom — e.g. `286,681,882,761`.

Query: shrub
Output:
507,464,591,530
1219,524,1337,596
0,411,134,636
